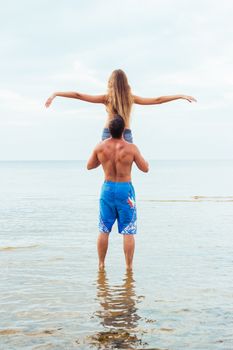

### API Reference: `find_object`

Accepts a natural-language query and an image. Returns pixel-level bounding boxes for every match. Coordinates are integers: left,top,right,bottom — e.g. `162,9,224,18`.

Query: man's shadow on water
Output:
89,270,147,349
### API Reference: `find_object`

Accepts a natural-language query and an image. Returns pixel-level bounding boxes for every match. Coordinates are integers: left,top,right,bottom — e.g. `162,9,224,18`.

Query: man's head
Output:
109,115,125,139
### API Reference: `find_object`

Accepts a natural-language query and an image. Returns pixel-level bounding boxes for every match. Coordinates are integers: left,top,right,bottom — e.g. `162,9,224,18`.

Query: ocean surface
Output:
0,160,233,350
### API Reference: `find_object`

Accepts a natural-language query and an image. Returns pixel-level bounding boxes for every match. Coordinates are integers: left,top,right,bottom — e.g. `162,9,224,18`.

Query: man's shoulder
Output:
124,142,137,151
93,141,104,152
95,139,111,151
99,139,112,148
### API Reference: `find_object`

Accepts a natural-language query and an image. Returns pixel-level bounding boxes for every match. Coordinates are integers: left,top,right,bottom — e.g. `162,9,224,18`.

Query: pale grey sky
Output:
0,0,232,160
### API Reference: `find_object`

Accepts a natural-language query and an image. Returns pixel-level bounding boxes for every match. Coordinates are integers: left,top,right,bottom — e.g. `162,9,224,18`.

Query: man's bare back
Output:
87,138,148,181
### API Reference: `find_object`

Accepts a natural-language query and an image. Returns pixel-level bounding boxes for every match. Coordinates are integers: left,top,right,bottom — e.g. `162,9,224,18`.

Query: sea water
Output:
0,160,233,349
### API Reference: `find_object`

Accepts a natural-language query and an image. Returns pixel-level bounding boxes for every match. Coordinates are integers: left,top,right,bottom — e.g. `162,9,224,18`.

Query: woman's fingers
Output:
187,96,197,103
45,97,52,108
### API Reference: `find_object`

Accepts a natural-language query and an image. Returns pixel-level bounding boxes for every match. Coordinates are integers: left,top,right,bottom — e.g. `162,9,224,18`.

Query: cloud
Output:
0,0,232,160
47,58,106,90
146,56,232,88
0,89,41,114
0,120,36,127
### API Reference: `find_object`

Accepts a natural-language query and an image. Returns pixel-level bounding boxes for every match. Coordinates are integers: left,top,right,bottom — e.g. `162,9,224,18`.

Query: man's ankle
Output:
99,262,105,271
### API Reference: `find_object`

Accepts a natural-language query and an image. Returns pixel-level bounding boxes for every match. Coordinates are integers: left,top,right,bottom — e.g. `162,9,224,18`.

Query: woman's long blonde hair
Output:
106,69,133,125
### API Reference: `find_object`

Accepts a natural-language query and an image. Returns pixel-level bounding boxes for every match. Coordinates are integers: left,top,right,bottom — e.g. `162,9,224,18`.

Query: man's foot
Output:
126,265,133,271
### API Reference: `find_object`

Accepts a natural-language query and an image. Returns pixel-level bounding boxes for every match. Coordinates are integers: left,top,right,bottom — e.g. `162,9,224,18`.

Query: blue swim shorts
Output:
99,181,137,234
102,128,133,143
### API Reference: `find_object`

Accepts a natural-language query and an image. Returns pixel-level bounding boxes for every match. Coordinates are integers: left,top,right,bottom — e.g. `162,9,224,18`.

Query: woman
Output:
45,69,196,143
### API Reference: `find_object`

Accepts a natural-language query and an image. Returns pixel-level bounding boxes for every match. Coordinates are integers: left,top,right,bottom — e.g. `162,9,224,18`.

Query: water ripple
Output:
0,244,40,251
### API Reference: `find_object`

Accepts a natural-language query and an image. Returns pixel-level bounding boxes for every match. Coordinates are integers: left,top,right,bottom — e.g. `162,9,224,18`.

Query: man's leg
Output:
123,235,135,270
97,232,109,270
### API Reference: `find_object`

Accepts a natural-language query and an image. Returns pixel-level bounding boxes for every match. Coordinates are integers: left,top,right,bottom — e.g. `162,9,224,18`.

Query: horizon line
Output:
0,158,233,162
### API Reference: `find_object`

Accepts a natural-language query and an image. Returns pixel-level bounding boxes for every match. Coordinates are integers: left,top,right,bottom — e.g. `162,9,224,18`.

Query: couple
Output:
45,69,196,270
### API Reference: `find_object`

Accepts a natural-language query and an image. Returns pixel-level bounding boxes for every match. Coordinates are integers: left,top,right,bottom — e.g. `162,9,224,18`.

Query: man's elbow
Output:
87,161,100,170
140,163,149,173
86,163,93,170
144,162,149,173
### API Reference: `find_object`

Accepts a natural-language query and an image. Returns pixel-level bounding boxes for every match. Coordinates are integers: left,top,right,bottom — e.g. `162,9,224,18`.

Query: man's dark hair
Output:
109,115,125,139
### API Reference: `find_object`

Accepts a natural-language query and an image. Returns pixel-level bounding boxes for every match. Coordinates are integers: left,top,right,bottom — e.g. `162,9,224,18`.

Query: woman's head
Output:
106,69,133,124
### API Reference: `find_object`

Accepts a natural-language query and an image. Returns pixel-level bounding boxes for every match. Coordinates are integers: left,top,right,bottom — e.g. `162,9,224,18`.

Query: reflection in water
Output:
91,270,144,349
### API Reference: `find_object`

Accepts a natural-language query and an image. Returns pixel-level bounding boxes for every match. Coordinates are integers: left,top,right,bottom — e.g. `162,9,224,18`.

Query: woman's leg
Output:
123,129,133,143
102,128,133,143
101,128,111,141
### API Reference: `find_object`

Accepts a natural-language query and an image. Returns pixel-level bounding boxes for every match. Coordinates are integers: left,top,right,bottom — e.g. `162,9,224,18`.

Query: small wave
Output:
0,329,21,335
26,329,57,337
159,327,174,332
142,196,233,203
0,244,40,251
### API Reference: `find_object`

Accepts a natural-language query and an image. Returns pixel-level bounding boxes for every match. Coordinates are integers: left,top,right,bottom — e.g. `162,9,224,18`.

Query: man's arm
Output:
133,95,197,105
87,147,101,170
45,92,106,108
133,145,149,172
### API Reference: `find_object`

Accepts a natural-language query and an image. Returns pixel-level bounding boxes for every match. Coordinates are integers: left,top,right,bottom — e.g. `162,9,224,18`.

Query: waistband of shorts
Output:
104,180,132,185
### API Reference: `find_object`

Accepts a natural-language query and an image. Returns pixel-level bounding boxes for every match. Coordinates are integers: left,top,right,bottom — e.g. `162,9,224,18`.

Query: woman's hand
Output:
45,93,56,108
182,95,197,103
44,92,106,107
133,94,197,105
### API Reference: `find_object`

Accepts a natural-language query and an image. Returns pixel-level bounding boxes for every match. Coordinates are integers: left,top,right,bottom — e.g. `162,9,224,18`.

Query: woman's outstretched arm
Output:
133,94,197,105
45,92,106,108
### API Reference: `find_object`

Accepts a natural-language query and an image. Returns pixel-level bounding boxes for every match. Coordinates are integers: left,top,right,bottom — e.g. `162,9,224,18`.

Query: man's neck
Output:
110,136,123,141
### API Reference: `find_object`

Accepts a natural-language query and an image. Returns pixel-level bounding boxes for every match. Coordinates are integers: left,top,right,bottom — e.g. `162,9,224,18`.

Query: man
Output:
87,115,149,270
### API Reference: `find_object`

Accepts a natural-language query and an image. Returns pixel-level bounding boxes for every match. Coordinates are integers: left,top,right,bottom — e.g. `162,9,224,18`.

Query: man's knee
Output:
98,232,110,241
123,235,135,247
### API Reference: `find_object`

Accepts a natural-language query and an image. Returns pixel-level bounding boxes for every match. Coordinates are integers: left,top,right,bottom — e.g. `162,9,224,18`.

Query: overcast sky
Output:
0,0,232,160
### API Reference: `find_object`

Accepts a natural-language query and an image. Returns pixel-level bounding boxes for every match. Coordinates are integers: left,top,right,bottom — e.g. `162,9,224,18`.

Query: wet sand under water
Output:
1,160,233,349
